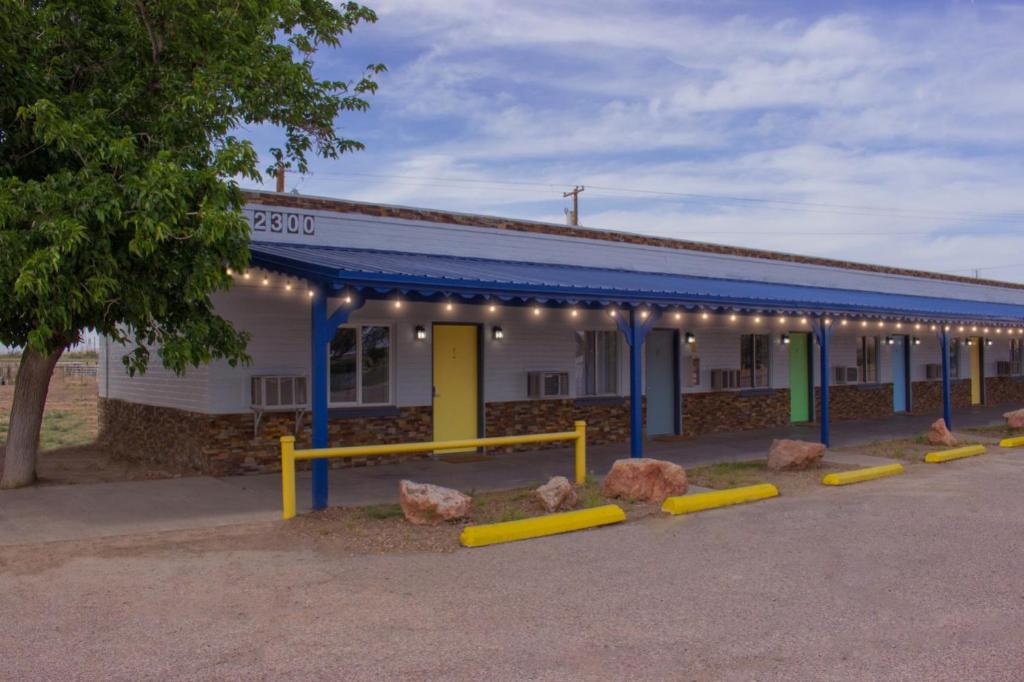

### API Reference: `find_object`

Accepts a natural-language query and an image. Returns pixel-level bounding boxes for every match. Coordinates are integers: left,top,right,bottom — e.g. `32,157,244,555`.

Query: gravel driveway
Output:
2,451,1024,680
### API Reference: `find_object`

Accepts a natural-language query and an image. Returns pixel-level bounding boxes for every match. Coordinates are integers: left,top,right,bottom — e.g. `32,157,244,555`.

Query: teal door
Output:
645,329,679,436
893,335,909,413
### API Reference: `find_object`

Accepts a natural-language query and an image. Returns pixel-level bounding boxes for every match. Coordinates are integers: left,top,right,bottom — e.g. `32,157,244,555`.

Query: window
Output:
856,336,879,383
949,338,961,379
575,330,619,396
329,325,391,405
739,334,770,388
1011,339,1023,376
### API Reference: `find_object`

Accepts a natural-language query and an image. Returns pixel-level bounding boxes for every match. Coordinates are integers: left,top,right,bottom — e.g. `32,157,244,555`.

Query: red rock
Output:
1003,409,1024,429
601,458,687,503
398,480,472,526
535,476,578,512
927,418,958,447
766,439,825,472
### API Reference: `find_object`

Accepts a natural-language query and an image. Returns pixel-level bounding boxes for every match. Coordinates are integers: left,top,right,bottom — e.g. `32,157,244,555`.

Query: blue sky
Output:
241,0,1024,282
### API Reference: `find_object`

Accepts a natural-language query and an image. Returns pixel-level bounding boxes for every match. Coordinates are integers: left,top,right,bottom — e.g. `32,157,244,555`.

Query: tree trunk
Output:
1,347,63,489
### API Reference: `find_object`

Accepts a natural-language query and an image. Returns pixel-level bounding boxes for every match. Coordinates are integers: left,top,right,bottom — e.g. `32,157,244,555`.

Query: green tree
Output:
0,0,384,487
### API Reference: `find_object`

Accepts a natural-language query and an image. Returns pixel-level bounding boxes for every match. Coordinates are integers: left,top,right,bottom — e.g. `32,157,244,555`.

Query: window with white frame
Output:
329,325,392,405
1011,339,1023,376
856,336,879,383
739,334,771,388
575,330,619,396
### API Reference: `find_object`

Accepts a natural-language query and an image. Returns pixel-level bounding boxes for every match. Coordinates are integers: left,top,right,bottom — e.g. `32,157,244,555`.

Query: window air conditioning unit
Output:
925,363,943,380
997,361,1013,377
250,374,308,436
527,371,569,398
710,369,741,390
832,367,858,384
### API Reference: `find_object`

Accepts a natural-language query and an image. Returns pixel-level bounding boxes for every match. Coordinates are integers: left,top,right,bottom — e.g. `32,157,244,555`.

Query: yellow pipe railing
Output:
280,420,587,520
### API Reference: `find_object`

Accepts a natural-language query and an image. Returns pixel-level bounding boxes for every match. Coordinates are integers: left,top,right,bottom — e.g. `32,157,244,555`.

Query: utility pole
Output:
563,185,584,225
276,164,286,193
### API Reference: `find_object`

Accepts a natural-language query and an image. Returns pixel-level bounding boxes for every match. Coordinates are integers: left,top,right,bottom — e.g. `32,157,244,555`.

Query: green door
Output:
789,332,811,422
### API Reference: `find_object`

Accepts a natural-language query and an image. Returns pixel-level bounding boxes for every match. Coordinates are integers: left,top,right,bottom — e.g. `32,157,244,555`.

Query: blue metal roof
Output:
249,242,1024,323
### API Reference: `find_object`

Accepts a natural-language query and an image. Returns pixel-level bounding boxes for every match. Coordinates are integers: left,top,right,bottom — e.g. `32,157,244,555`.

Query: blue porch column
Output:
939,328,953,430
614,308,659,458
310,287,361,511
812,318,834,447
309,289,330,510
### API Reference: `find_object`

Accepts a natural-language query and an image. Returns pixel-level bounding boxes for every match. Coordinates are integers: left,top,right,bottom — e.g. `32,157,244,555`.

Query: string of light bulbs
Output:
225,268,1024,336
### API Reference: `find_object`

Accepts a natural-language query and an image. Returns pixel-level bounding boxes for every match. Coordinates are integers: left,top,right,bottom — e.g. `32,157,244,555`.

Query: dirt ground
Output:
0,373,190,485
4,450,1024,680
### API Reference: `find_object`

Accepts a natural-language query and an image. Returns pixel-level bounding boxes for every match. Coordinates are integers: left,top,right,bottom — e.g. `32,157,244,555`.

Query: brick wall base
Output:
101,380,1024,476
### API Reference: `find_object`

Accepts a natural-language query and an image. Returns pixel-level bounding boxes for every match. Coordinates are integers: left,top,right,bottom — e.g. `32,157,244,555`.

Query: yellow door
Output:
970,337,982,405
433,324,479,451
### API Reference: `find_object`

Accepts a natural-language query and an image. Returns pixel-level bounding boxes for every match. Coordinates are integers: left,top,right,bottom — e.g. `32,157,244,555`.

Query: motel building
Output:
97,191,1024,509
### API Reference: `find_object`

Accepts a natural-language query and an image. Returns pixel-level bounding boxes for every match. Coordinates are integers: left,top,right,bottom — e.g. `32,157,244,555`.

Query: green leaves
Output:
0,0,380,375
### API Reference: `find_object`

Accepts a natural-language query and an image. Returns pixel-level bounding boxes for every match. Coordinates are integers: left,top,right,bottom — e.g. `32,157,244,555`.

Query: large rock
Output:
535,476,578,513
398,480,472,526
1004,409,1024,429
601,458,687,503
927,418,958,447
766,439,825,472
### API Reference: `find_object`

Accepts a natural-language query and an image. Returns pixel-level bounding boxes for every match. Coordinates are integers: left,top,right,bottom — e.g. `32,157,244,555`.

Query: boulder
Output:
601,458,687,503
927,418,958,447
398,480,472,526
535,476,578,513
1003,409,1024,429
766,439,825,472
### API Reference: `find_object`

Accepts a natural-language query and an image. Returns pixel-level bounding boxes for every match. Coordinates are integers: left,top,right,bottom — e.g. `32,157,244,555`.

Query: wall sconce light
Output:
986,338,994,347
492,326,504,341
414,325,427,341
912,337,922,346
684,332,696,344
780,334,790,345
966,338,974,346
885,336,895,345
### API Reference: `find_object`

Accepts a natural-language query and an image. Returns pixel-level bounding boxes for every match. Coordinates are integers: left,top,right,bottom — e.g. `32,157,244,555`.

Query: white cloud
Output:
280,1,1024,282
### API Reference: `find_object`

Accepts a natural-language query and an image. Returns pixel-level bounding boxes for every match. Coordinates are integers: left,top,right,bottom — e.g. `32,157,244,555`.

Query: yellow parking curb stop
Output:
822,463,904,486
459,504,626,548
924,444,986,463
661,483,779,516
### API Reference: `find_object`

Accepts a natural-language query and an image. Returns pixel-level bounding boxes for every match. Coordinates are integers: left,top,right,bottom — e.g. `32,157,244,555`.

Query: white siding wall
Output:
99,335,210,411
104,269,1024,414
245,194,1024,306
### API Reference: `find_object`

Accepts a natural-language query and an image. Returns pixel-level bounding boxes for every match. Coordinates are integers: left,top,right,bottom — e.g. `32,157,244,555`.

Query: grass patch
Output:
0,409,93,451
850,435,988,463
688,458,851,495
965,424,1024,439
363,503,404,520
688,460,768,489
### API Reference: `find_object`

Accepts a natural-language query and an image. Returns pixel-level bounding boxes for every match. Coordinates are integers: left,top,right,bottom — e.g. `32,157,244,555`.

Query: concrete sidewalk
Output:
0,405,1009,546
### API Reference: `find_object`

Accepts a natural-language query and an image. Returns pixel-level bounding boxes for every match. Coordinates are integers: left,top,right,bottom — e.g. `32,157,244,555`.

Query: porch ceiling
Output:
249,242,1024,324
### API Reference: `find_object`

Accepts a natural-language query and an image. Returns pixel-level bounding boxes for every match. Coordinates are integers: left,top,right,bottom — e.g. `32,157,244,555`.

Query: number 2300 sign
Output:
249,209,315,236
